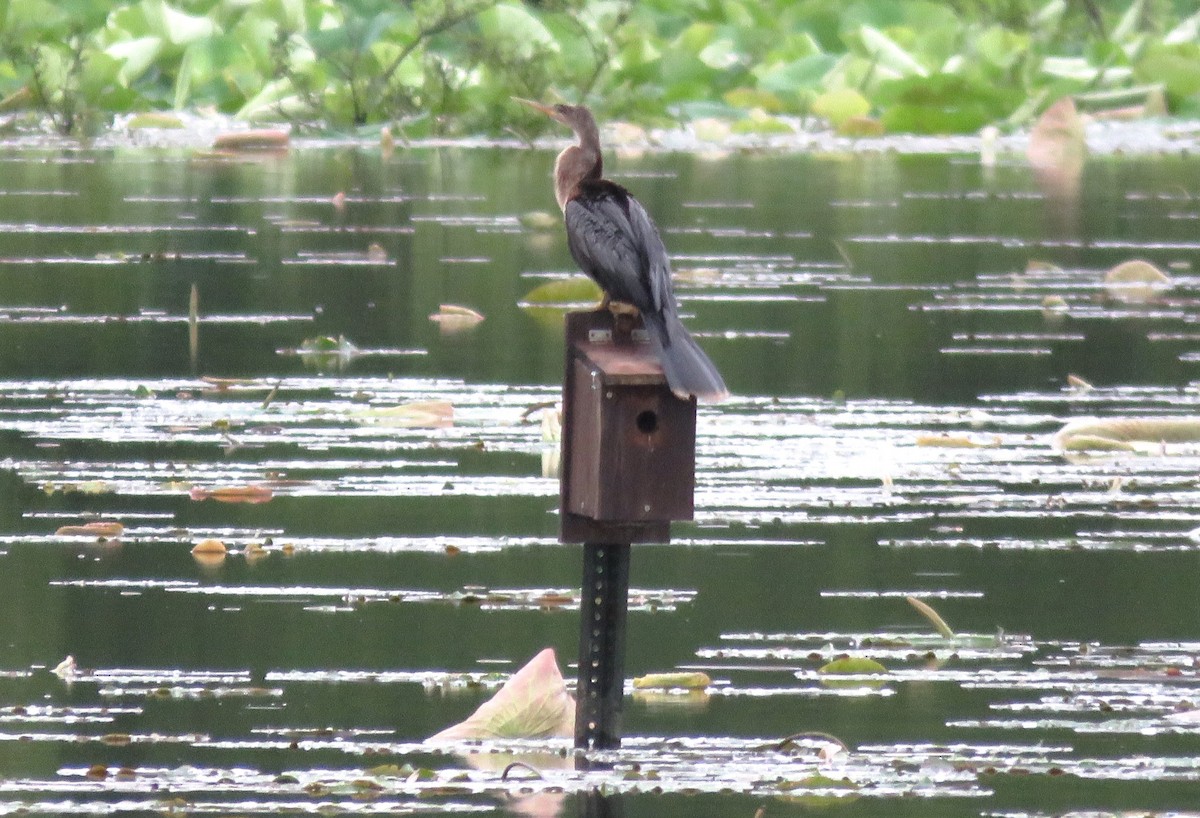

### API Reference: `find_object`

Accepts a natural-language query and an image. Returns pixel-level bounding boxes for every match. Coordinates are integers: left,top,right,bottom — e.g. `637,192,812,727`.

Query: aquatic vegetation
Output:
631,672,712,691
2,1,1199,136
0,138,1197,818
518,276,603,310
429,304,486,334
211,129,291,152
428,648,575,742
1054,417,1200,453
1104,259,1172,303
1027,96,1086,201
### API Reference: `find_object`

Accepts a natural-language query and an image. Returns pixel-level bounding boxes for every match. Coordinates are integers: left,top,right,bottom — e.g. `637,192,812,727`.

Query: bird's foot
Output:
606,299,640,318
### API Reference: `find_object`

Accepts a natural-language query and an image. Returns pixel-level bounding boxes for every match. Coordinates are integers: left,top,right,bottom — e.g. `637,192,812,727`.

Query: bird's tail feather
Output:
645,312,729,402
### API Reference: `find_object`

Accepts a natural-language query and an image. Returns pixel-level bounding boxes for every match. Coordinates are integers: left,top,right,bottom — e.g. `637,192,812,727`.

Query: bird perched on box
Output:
516,98,728,403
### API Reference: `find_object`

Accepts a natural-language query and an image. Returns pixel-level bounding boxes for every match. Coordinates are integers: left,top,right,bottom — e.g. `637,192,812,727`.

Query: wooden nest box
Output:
559,310,697,544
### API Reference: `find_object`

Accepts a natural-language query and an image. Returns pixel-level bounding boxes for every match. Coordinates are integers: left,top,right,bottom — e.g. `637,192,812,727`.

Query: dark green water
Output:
1,142,1200,816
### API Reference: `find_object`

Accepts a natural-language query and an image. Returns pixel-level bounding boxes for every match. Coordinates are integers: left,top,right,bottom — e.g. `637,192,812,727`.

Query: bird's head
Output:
514,98,596,137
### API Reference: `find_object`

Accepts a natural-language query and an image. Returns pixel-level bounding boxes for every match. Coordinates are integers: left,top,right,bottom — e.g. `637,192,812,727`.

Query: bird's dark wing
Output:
621,193,674,315
564,182,672,313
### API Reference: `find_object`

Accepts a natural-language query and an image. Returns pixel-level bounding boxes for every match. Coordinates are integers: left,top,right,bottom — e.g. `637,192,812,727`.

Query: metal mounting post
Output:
575,542,631,749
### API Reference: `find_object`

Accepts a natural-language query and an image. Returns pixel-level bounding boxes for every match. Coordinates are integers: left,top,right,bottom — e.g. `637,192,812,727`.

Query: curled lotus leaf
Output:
427,648,575,742
906,596,955,639
1104,259,1171,303
191,539,228,555
1026,97,1085,171
1053,417,1200,452
429,304,485,334
1027,97,1085,201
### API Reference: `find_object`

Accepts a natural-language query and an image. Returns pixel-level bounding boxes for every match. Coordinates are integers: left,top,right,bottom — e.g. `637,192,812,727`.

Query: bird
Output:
515,98,728,403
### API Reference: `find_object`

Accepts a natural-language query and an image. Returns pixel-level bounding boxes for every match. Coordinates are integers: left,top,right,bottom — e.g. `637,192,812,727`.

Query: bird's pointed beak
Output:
513,97,559,122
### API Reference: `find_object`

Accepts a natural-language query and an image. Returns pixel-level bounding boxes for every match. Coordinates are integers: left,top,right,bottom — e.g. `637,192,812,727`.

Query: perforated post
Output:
575,542,630,749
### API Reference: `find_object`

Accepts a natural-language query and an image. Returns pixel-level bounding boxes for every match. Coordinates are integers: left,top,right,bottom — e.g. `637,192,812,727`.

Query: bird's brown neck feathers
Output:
552,116,602,212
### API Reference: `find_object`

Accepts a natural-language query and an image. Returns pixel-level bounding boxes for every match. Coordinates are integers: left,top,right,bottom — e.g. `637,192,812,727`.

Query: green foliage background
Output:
0,0,1197,136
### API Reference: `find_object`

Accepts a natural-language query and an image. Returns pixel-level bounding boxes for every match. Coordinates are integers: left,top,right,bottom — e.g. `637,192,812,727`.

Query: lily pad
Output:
55,521,124,537
915,433,989,448
818,656,887,674
632,671,712,690
190,485,274,503
352,400,454,429
127,112,184,129
518,277,603,308
812,89,871,129
519,211,559,230
212,129,291,151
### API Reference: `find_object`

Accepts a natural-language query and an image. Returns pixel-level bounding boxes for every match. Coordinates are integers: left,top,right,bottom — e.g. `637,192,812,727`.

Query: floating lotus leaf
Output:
776,773,861,807
692,117,733,142
353,400,454,429
295,335,361,372
427,648,575,741
1104,259,1171,303
365,764,414,778
837,116,885,137
212,129,291,151
915,433,988,448
56,521,124,537
632,671,712,690
189,485,273,503
519,277,603,308
309,336,341,352
818,657,887,674
127,113,184,129
778,773,859,791
631,689,711,708
812,88,871,129
1058,434,1138,452
520,211,559,230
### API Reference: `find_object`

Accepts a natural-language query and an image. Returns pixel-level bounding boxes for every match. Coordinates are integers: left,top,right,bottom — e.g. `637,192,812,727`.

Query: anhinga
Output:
517,99,729,403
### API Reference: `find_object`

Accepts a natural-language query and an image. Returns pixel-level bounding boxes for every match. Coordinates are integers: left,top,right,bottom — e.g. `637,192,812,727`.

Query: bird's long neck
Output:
552,139,602,212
